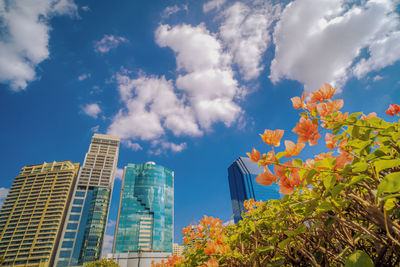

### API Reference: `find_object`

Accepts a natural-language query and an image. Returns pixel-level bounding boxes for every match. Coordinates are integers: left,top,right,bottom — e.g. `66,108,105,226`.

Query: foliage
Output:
155,83,400,266
85,258,120,267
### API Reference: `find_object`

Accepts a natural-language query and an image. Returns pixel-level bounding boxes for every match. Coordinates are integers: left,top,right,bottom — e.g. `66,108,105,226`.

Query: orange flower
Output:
260,129,284,147
284,140,305,157
291,93,307,109
246,147,261,162
335,152,353,169
316,99,343,118
361,112,377,120
335,111,348,122
303,159,315,169
204,258,219,267
310,83,336,103
385,104,400,116
259,151,276,166
314,152,334,161
325,133,337,150
204,241,217,255
292,117,321,146
255,167,277,186
182,226,192,235
306,102,317,112
275,162,301,195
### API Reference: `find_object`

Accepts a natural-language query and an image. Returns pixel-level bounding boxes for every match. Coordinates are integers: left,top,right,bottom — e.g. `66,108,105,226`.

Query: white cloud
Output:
219,2,281,80
269,0,400,92
83,103,101,118
149,140,187,155
0,187,9,208
94,35,128,54
90,125,100,133
122,140,143,151
108,23,244,152
0,0,77,91
115,168,124,180
373,75,383,82
78,73,91,81
162,5,182,18
107,74,202,140
156,23,243,129
81,5,90,12
203,0,227,13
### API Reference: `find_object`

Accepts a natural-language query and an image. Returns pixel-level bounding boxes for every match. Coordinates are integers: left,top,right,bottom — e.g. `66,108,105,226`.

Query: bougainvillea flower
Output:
335,151,353,169
385,104,400,116
325,133,337,150
317,99,344,118
314,152,334,161
284,140,305,157
246,147,261,162
303,159,315,169
310,83,336,103
182,225,192,235
259,151,276,166
306,102,317,112
361,112,377,120
204,241,217,255
335,111,349,122
260,129,284,147
204,257,219,267
291,93,307,109
274,162,301,195
292,117,321,146
255,167,277,186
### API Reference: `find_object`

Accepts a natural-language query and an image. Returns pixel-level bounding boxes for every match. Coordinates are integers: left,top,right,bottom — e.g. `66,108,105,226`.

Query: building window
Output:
66,223,78,230
61,241,73,249
71,206,81,213
75,191,85,197
59,250,71,258
73,199,84,205
64,232,75,239
69,215,80,221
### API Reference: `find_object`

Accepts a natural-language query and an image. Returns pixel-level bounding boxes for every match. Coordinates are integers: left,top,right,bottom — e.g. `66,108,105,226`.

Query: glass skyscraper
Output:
113,162,173,254
55,134,119,266
228,157,281,223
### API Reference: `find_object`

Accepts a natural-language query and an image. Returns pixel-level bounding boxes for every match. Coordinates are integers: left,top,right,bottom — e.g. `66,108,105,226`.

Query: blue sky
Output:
1,0,400,255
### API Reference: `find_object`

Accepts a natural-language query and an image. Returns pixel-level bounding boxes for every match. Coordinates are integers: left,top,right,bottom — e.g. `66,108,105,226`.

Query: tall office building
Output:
228,157,280,223
0,161,80,267
55,134,120,266
110,162,173,266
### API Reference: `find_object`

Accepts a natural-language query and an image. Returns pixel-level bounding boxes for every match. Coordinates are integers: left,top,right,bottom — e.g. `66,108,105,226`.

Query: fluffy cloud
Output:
122,140,143,151
150,140,187,155
0,0,77,91
270,0,400,92
219,2,280,80
115,168,124,180
156,23,242,129
108,24,243,152
94,35,128,54
83,103,101,118
161,5,187,18
203,0,227,13
0,187,9,208
78,73,91,81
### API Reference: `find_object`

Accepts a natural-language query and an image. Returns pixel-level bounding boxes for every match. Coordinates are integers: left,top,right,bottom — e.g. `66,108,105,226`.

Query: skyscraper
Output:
228,157,280,223
110,162,173,266
54,134,120,266
0,161,80,267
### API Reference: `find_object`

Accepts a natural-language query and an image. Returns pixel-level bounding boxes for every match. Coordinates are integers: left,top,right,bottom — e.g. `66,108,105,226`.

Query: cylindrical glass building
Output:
113,162,174,253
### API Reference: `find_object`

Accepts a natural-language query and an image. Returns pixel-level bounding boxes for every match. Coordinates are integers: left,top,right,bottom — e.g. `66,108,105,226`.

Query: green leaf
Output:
333,122,343,135
278,238,291,249
317,201,333,212
384,198,396,211
293,158,303,167
345,250,374,267
286,224,306,237
352,162,369,172
347,112,363,122
323,174,336,190
249,222,255,233
352,125,360,138
374,159,400,174
276,151,286,160
378,172,400,195
324,217,335,227
331,184,345,198
348,175,367,186
306,169,318,184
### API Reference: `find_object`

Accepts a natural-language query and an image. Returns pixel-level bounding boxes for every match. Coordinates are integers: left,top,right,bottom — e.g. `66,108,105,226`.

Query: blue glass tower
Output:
228,157,281,223
113,162,173,253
